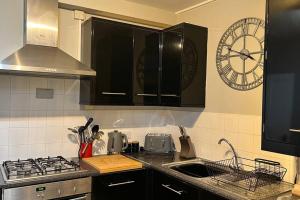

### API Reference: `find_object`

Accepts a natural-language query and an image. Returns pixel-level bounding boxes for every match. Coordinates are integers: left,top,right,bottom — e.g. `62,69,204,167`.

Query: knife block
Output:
179,136,196,159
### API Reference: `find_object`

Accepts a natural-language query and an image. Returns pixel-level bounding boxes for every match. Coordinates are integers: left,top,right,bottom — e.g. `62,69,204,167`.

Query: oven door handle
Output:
68,195,89,200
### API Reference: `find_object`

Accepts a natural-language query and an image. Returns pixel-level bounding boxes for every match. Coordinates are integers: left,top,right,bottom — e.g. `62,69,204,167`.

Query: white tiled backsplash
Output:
0,75,296,183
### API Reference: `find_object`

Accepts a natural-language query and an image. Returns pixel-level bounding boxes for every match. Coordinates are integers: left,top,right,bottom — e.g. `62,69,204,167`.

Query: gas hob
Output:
1,156,86,183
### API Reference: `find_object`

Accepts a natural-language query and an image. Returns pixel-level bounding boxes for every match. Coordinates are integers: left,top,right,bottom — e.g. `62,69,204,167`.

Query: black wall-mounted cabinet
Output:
161,24,208,107
262,0,300,156
80,18,207,107
81,18,134,105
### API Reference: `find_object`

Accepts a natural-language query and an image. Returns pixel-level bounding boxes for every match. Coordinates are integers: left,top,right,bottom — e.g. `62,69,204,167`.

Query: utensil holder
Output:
80,143,93,158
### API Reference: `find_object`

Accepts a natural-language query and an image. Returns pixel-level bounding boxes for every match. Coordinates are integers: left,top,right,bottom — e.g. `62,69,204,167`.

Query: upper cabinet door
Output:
161,29,182,106
161,24,207,107
180,24,207,107
133,28,160,105
263,0,300,156
93,20,133,105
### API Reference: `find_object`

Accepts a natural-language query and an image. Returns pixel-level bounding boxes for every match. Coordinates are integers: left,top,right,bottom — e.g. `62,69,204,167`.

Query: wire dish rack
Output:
205,157,287,192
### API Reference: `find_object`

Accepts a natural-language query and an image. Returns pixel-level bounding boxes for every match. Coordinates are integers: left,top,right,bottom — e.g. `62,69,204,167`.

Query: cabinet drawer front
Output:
94,170,145,187
154,172,198,199
92,170,147,200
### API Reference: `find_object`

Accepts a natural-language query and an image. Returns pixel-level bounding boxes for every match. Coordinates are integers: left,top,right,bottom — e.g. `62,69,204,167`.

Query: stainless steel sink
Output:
163,159,294,200
169,162,211,178
163,159,216,178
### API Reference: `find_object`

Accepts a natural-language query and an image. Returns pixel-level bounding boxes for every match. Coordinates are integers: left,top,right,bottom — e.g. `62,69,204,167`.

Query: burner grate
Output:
3,159,43,180
2,156,80,181
37,156,79,174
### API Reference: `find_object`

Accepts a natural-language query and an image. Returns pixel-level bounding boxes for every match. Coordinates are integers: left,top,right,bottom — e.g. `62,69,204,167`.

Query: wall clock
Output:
216,18,265,91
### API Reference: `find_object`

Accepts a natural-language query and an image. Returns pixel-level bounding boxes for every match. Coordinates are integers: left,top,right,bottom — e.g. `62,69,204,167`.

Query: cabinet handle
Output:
108,180,135,187
161,94,180,97
161,184,183,195
136,93,158,97
69,196,88,200
289,129,300,133
101,92,127,96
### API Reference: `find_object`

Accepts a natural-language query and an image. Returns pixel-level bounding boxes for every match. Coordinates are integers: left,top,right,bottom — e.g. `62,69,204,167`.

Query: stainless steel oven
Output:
2,177,91,200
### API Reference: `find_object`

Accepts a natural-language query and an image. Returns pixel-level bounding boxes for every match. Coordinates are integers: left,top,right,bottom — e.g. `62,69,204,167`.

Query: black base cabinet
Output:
92,169,148,200
91,169,227,200
153,171,227,200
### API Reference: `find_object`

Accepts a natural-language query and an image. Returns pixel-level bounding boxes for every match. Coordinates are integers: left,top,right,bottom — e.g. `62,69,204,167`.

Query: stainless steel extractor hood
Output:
0,0,96,77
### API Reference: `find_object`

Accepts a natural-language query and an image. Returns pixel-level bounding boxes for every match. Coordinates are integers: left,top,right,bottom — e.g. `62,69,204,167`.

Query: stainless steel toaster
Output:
144,133,176,154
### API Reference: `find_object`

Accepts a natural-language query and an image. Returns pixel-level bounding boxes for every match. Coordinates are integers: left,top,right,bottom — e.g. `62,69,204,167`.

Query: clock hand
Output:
227,47,256,61
227,47,241,55
247,54,256,61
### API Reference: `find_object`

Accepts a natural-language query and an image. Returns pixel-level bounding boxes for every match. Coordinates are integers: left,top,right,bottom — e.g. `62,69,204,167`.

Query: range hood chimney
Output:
0,0,96,77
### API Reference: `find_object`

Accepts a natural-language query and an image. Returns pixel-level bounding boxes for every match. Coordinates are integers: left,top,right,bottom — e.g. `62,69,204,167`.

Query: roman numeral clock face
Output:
216,18,265,91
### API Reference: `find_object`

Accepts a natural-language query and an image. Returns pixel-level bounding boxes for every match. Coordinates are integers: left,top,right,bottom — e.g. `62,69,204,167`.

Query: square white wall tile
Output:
0,146,9,162
64,79,80,95
9,128,29,145
45,143,63,157
10,111,29,128
9,145,29,160
29,111,47,127
29,77,47,94
0,111,10,128
29,144,46,158
0,93,11,111
45,127,63,144
48,95,64,110
62,142,78,158
29,128,46,144
47,78,64,95
64,95,79,110
64,112,88,127
46,111,64,127
0,129,9,146
0,75,11,94
11,93,30,110
224,114,238,133
237,115,254,134
11,76,29,94
30,93,48,111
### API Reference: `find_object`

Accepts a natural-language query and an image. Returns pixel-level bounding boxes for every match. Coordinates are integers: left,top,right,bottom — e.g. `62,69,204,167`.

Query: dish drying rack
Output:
205,157,287,192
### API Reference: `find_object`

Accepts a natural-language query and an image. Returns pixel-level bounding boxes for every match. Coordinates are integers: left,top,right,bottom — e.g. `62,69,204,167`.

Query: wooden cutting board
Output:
83,155,143,174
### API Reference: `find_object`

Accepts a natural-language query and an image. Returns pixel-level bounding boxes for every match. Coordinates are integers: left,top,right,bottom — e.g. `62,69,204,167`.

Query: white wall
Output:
59,0,176,25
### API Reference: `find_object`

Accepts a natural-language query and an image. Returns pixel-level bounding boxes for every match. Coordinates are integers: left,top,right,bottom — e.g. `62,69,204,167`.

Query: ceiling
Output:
125,0,209,12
